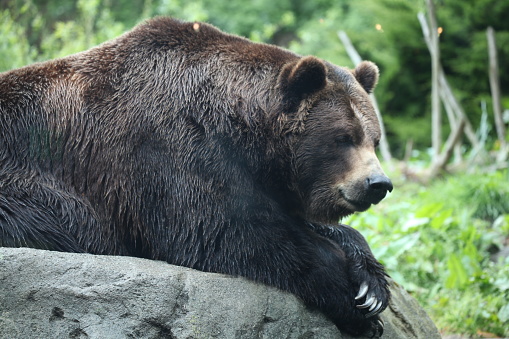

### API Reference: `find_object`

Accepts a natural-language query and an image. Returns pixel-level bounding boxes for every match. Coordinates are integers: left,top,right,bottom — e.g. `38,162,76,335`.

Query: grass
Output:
345,167,509,337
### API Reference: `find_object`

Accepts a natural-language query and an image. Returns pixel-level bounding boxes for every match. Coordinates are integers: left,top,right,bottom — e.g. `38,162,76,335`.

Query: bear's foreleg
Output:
0,171,106,253
194,214,386,337
0,194,83,252
309,222,389,336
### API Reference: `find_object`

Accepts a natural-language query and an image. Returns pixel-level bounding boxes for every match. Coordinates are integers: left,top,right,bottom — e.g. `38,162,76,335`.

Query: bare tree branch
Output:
429,118,466,177
438,73,479,149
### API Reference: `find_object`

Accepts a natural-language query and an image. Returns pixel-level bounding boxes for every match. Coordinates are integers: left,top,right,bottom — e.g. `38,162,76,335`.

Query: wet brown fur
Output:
0,17,391,336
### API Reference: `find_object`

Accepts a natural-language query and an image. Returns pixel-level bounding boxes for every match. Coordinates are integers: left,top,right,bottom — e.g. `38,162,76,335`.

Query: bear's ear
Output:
278,56,327,106
354,61,379,94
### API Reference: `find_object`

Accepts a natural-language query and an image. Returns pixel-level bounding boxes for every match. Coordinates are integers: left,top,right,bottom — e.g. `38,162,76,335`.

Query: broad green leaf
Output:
446,254,469,289
430,208,453,229
498,303,509,322
401,217,429,232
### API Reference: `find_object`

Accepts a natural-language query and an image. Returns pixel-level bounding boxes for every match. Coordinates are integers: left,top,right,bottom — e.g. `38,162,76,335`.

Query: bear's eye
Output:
335,135,354,146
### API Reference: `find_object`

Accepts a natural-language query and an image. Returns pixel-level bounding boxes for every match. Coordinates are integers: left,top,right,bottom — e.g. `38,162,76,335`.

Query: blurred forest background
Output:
1,0,508,337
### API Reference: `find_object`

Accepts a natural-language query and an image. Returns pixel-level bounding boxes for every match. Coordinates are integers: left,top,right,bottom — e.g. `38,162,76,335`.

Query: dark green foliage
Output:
438,0,509,129
459,171,509,221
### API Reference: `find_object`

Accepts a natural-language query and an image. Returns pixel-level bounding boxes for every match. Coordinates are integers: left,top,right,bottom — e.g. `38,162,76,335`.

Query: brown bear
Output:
0,17,393,336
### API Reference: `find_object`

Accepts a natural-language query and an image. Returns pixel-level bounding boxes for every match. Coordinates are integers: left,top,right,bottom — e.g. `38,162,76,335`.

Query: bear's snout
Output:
336,172,392,213
365,174,393,204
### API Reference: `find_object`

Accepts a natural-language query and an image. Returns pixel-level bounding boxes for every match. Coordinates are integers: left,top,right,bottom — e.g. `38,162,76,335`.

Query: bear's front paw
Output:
350,261,390,320
333,266,389,337
355,281,386,318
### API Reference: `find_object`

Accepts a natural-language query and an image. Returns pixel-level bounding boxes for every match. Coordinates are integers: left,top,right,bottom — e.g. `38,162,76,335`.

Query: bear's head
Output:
278,56,393,223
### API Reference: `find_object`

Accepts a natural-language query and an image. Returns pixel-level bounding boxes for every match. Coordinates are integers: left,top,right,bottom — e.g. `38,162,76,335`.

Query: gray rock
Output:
0,248,440,339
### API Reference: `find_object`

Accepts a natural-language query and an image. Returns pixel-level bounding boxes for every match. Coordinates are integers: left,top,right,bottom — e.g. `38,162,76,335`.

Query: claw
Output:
355,282,369,300
365,301,384,318
373,301,383,314
356,292,375,309
368,299,379,312
378,319,385,336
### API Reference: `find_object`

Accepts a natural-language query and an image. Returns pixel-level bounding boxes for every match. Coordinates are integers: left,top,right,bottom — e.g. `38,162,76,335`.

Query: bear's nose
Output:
365,174,393,204
367,174,393,193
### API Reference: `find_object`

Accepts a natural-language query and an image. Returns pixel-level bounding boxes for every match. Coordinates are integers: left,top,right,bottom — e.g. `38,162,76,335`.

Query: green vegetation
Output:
1,0,508,336
346,168,509,336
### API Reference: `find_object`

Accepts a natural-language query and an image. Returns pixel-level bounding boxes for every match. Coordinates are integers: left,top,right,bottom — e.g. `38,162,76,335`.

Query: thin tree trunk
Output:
486,26,507,161
337,30,392,164
403,139,414,163
426,0,442,164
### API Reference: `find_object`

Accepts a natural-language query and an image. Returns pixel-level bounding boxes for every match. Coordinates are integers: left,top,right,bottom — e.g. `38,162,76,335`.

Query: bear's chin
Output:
342,199,372,213
305,199,372,224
